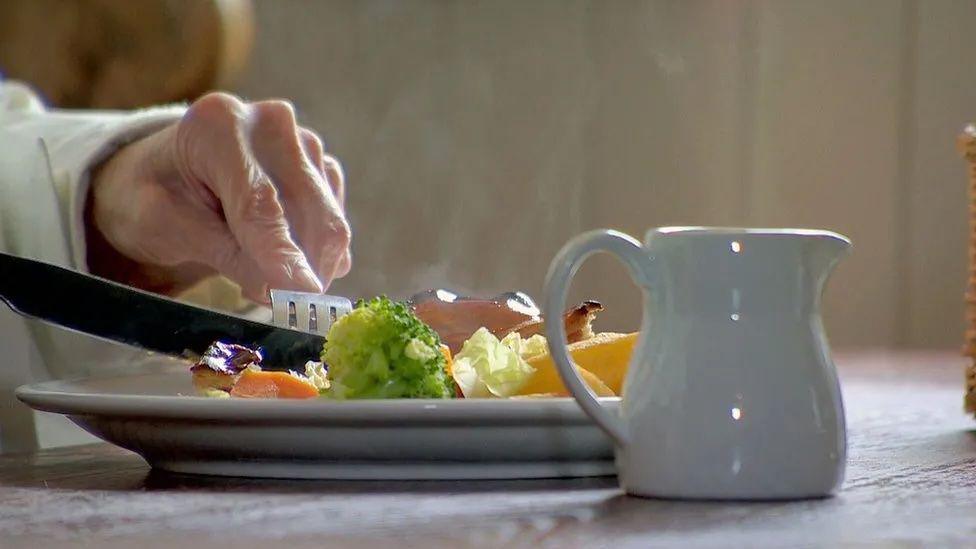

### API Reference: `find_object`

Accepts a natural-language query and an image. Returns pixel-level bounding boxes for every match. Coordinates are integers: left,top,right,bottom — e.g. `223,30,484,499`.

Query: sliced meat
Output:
412,299,537,353
410,290,540,353
495,301,603,344
410,288,603,354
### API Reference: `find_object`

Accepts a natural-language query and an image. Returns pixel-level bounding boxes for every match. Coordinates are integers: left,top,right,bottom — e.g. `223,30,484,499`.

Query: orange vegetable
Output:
229,369,320,399
519,332,637,396
440,344,464,398
486,367,614,398
440,344,453,375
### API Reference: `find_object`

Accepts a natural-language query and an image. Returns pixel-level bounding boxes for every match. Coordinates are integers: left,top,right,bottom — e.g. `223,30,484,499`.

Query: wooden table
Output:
2,352,974,548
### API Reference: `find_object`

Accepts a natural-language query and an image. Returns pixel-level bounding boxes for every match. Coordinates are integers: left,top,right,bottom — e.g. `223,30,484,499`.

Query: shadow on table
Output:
0,443,620,494
135,427,976,496
0,461,620,494
13,426,976,502
138,468,621,494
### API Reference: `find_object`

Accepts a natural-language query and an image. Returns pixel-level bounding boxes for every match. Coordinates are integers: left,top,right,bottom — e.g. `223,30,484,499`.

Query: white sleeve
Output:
0,80,186,270
0,81,189,452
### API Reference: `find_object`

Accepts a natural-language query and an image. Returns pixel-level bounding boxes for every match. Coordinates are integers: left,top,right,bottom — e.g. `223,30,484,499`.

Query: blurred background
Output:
2,0,973,350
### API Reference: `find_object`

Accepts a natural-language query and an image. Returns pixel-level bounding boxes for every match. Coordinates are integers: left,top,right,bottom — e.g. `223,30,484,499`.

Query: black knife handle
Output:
0,252,324,368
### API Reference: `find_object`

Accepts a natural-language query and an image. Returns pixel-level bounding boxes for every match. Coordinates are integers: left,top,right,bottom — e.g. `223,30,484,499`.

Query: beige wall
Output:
235,0,975,349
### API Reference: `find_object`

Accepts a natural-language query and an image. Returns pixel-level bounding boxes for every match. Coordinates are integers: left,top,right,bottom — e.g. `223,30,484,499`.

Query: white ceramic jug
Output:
543,227,851,500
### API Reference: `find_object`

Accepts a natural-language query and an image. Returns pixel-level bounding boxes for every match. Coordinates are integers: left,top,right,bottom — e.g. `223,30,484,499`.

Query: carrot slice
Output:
229,369,319,399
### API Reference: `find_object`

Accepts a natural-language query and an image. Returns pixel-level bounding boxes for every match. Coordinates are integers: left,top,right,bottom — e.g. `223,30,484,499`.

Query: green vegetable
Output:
501,331,548,362
322,296,455,399
451,328,538,398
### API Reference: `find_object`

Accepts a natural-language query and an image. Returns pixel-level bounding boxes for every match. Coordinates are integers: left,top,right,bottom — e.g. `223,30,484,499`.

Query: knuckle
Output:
240,178,285,223
322,218,352,248
186,92,247,124
255,99,298,131
299,129,325,159
178,93,247,161
322,154,344,178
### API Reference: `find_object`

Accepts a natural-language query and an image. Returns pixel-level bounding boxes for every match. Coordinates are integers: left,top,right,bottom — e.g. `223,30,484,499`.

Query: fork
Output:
269,290,353,336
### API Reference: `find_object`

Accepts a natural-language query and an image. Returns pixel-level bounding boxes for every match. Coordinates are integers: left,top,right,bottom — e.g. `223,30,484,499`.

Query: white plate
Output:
16,370,617,480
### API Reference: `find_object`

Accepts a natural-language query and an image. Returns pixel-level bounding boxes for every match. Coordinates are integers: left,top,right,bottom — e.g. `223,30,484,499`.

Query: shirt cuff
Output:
41,106,187,272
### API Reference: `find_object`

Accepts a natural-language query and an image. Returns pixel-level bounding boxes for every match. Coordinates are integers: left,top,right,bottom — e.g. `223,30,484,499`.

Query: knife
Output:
0,251,324,368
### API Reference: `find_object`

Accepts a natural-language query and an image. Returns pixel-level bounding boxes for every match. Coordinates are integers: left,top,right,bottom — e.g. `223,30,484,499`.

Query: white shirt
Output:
0,81,186,452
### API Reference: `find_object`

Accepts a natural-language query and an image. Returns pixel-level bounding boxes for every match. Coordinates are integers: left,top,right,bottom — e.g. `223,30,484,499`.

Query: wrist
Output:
84,134,208,294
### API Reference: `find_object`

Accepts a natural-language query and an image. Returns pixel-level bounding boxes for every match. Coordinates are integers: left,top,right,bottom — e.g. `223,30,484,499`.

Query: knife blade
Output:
0,252,324,368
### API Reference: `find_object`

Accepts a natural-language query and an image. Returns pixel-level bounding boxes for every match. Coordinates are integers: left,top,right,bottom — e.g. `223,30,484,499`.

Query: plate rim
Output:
16,371,619,425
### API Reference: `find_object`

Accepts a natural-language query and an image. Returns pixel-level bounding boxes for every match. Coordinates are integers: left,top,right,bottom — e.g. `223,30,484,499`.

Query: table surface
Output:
2,351,974,548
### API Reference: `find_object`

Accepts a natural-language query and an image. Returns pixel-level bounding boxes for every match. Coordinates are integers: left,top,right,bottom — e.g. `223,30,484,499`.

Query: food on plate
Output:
563,332,638,395
230,368,320,399
501,301,603,344
193,341,329,399
450,328,545,398
190,290,633,401
518,332,638,395
190,341,262,392
410,290,540,354
447,325,629,398
575,368,615,397
438,344,461,397
409,290,602,354
322,296,456,399
504,367,615,399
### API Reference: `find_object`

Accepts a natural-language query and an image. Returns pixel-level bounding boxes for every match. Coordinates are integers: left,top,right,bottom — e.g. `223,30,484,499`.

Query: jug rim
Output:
650,226,849,242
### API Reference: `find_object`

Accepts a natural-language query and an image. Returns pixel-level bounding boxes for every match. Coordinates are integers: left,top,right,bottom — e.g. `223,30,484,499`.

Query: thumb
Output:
173,100,324,296
225,175,324,295
174,212,290,304
197,223,323,304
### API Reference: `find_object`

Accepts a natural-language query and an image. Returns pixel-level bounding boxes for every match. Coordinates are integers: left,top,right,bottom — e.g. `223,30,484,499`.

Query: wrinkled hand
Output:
86,92,351,302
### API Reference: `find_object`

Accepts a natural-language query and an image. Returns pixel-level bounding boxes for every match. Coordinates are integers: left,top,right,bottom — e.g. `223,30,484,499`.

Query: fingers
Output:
298,129,345,207
176,93,324,296
248,100,351,288
200,228,279,304
142,189,273,302
298,131,351,279
229,173,325,294
181,213,274,303
298,129,325,173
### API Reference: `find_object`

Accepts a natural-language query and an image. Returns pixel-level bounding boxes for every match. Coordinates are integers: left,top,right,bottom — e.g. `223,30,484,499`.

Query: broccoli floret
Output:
322,296,455,399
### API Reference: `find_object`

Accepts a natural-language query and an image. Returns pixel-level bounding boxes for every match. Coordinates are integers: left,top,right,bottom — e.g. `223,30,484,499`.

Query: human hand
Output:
85,92,351,302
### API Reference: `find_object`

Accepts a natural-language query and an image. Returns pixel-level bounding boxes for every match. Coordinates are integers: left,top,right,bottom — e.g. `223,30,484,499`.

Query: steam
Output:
330,27,597,306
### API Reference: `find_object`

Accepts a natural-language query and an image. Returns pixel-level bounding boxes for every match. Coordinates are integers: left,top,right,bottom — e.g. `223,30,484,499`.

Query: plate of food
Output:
16,289,637,480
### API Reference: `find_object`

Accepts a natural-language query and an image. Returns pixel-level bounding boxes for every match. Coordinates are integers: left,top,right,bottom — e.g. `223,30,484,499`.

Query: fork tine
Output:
295,299,311,332
271,293,290,327
269,290,353,336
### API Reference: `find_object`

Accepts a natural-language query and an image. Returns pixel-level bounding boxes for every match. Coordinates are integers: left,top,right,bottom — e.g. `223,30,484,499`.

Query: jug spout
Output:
807,230,852,284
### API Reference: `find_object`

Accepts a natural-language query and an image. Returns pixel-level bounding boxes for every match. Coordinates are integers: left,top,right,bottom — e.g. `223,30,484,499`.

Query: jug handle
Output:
543,229,650,447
